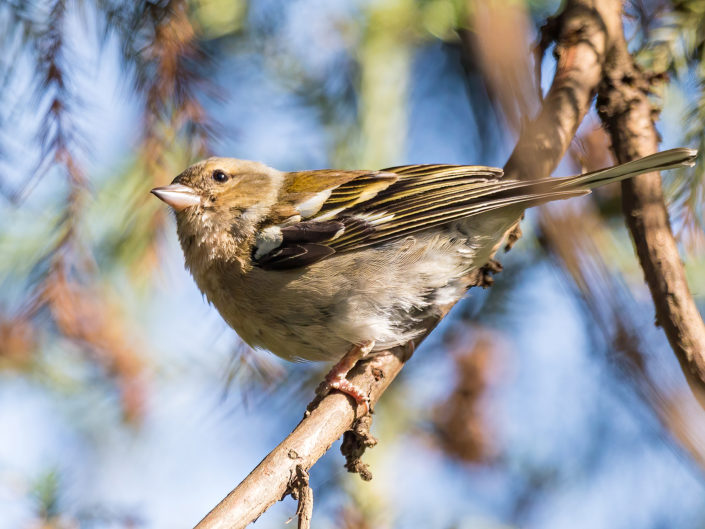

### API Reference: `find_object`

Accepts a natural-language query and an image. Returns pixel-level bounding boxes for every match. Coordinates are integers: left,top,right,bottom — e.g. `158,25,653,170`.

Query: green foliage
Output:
31,469,62,521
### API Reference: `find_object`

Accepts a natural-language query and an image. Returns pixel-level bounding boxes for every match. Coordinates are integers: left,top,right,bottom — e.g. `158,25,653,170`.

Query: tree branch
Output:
595,2,705,400
504,0,610,181
194,264,493,529
193,312,437,529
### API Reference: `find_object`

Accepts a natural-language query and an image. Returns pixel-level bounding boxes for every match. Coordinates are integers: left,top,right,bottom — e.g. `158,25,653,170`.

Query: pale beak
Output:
151,184,201,211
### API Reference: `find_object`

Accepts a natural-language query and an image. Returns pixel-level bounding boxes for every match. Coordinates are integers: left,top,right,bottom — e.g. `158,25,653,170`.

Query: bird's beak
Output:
151,184,201,211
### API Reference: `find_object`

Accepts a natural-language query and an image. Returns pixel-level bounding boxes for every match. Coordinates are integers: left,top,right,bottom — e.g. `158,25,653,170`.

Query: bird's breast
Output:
183,223,516,363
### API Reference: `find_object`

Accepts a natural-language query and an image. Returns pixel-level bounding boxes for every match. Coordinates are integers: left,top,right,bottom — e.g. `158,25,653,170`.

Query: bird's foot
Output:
316,340,375,416
325,378,371,415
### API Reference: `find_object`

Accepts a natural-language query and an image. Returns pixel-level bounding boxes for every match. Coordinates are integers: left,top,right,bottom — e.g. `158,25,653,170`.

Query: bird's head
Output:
151,157,284,268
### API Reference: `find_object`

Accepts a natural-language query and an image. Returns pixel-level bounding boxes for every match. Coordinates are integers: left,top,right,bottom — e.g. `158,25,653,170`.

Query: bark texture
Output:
595,7,705,396
504,0,611,180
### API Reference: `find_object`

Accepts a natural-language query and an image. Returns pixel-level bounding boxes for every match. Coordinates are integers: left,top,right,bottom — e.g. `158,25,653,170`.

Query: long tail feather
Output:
556,148,698,190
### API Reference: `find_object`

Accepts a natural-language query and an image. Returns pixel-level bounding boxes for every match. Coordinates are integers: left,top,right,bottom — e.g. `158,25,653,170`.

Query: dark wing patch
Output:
255,243,336,270
280,220,344,243
253,220,344,270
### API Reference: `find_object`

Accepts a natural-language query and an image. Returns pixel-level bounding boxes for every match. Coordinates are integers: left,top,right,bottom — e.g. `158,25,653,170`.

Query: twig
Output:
595,1,705,404
341,414,377,481
289,466,313,529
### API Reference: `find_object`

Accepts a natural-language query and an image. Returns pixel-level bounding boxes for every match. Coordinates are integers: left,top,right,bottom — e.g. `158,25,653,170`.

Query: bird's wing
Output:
252,164,584,270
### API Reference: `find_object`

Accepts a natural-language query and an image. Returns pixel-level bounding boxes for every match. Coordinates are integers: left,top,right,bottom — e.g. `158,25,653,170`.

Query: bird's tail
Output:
555,148,698,191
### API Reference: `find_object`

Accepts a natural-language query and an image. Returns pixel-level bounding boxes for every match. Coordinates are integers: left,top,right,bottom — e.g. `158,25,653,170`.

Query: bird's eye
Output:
212,170,229,183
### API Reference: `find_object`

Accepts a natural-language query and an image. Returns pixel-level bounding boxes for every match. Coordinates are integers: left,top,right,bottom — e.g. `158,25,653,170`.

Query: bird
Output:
151,148,697,414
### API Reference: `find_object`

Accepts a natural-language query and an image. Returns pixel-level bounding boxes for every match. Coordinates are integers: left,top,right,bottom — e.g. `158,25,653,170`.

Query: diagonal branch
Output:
193,316,428,529
503,0,611,181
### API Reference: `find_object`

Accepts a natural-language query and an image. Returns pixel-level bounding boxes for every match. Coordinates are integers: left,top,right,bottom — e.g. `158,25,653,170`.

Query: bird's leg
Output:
317,340,376,415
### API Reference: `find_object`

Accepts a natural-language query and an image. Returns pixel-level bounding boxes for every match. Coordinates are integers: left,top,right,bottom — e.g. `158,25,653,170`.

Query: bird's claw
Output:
322,377,371,416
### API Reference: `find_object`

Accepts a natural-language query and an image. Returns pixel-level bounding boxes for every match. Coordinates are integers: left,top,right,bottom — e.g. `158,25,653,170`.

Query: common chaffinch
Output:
152,147,697,413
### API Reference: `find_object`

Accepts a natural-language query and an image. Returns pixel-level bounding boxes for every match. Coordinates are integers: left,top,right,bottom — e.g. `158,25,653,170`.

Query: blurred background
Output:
1,0,705,527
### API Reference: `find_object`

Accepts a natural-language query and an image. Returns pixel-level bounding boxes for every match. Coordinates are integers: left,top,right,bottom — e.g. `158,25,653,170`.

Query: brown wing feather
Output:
276,169,398,220
283,169,376,194
253,164,578,270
